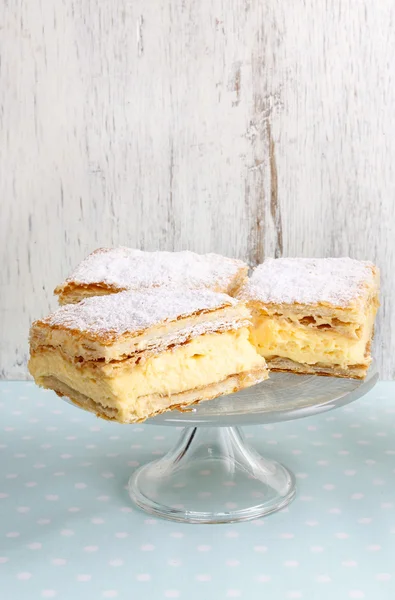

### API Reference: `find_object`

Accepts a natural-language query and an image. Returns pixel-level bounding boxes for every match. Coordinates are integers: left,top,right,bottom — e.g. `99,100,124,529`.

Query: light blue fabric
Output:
0,381,394,600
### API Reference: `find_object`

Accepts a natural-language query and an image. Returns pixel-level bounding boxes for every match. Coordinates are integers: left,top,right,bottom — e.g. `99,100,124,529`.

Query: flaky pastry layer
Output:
41,368,267,424
55,247,248,304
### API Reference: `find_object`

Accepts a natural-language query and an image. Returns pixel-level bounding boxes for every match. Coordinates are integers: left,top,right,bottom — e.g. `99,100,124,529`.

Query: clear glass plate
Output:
147,362,379,426
127,363,378,523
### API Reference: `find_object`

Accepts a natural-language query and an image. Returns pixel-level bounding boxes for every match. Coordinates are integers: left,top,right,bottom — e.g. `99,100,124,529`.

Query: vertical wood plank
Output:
0,0,394,378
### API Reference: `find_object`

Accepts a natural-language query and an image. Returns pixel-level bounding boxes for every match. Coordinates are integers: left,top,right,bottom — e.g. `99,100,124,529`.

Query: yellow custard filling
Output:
251,311,375,367
29,328,265,420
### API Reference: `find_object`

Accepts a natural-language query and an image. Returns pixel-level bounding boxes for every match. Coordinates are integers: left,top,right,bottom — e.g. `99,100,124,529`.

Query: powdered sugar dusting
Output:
241,258,377,307
41,288,240,339
58,248,246,293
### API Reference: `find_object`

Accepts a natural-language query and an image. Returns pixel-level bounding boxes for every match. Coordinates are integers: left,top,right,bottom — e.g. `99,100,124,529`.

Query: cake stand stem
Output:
128,425,296,524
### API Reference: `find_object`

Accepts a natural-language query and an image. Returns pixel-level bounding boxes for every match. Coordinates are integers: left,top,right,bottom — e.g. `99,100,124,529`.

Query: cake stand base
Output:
128,426,296,524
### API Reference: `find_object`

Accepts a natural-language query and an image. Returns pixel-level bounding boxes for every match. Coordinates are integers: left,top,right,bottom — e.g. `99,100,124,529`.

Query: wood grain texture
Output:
1,0,394,378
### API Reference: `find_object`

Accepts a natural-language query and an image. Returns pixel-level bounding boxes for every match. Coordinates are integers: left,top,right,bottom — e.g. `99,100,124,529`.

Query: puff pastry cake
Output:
29,288,268,423
239,258,379,379
54,247,248,304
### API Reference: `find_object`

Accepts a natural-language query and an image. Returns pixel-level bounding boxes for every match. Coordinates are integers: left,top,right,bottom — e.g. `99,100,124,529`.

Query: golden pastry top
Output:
239,257,379,310
54,247,248,302
30,288,252,362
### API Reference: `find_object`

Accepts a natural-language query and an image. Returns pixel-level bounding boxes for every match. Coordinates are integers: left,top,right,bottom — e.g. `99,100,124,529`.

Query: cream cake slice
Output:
239,257,379,379
29,288,268,423
54,247,248,304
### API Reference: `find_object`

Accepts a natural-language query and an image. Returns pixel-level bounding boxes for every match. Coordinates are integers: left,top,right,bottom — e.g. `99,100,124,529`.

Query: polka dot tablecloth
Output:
0,382,394,600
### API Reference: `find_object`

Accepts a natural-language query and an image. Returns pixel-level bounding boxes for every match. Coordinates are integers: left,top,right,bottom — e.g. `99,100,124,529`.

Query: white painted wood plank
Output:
1,0,394,378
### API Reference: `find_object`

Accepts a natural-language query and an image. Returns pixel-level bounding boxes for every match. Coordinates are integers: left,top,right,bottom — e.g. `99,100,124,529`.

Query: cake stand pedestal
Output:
128,364,378,524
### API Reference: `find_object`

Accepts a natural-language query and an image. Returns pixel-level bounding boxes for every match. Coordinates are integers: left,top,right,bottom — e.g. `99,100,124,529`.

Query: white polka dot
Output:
51,559,67,566
367,544,381,551
295,473,308,479
342,560,358,567
338,450,349,456
109,559,124,567
0,493,9,499
128,461,140,467
45,495,59,501
292,449,302,455
75,483,87,489
381,502,393,509
144,519,157,525
284,561,299,567
17,572,32,580
84,546,98,552
256,575,271,582
115,532,129,538
77,575,92,582
34,464,46,469
344,470,356,476
168,559,182,567
97,495,110,502
280,533,294,539
102,592,118,599
61,529,74,537
376,573,392,581
300,496,313,502
358,518,372,524
6,474,18,479
28,543,42,550
141,544,155,551
136,574,151,581
287,593,302,599
165,591,180,598
310,546,324,553
120,507,133,513
101,472,115,479
305,520,319,527
0,557,9,563
198,492,211,498
254,546,268,552
328,508,341,514
16,506,30,513
37,519,51,525
349,592,364,599
196,574,212,581
25,482,37,487
197,545,211,552
226,530,239,538
351,493,364,500
226,591,241,598
6,532,20,538
223,481,236,487
323,484,335,491
225,502,238,509
68,507,80,513
170,532,184,538
373,479,385,486
41,591,57,598
199,470,211,475
91,518,105,525
60,454,72,459
226,559,240,567
335,533,349,539
41,444,52,450
365,459,376,465
316,575,331,583
317,460,329,466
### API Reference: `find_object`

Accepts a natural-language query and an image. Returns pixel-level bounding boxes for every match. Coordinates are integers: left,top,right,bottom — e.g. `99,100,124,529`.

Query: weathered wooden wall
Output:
1,0,394,379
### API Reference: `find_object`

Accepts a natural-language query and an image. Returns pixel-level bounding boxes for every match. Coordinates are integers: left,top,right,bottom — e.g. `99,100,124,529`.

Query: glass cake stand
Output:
127,363,378,524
